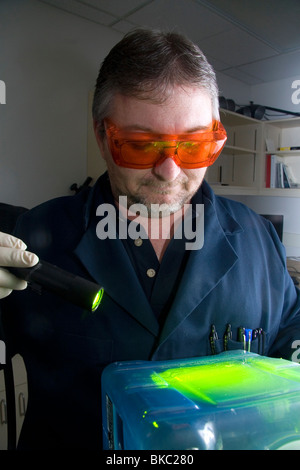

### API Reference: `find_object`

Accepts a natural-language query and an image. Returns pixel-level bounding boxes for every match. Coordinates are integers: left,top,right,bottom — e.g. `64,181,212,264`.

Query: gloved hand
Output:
0,231,39,299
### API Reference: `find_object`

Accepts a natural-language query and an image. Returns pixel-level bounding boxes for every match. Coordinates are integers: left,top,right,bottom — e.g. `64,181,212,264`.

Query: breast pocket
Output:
225,335,267,355
211,328,268,356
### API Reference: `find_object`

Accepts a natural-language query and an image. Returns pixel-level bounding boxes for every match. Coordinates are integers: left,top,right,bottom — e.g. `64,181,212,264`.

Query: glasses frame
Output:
103,118,227,169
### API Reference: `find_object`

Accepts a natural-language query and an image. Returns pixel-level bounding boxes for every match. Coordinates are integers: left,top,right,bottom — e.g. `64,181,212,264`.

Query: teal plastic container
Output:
101,351,300,450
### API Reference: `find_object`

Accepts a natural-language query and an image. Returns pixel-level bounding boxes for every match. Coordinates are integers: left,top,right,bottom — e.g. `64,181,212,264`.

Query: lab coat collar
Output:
201,180,243,236
154,181,243,350
74,174,160,336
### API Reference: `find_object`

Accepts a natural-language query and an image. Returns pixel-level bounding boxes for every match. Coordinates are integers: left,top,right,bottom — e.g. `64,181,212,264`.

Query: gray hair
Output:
92,28,219,134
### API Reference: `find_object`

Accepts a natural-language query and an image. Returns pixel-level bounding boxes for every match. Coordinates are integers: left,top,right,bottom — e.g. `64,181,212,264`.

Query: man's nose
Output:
153,156,181,181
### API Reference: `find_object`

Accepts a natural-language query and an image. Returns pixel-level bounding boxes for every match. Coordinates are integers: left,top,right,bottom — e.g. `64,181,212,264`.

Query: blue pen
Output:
245,328,252,352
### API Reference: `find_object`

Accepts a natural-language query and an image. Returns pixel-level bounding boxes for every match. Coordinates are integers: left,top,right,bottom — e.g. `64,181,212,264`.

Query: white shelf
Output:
265,117,300,129
212,185,300,198
211,185,259,196
220,109,260,126
259,188,300,197
207,112,300,197
267,150,300,157
224,144,259,155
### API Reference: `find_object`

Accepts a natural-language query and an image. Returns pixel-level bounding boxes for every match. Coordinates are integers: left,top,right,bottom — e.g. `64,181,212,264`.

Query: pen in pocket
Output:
223,324,232,351
209,324,218,355
237,327,265,354
257,328,266,354
245,329,252,352
237,327,246,351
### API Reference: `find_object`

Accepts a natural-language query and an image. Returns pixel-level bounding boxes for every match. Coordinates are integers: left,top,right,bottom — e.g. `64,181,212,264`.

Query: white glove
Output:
0,231,39,299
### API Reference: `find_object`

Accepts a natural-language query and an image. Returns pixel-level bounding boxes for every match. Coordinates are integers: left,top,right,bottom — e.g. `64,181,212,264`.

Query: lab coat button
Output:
134,238,143,247
147,268,156,278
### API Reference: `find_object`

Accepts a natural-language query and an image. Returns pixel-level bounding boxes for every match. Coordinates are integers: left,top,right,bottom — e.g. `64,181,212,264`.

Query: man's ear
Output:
93,119,105,154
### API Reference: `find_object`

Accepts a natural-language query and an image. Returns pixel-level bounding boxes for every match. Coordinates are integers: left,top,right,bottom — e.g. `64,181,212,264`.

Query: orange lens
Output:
105,120,227,169
121,141,164,167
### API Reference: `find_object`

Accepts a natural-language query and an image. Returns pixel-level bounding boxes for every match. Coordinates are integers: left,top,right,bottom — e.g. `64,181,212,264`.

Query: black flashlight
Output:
7,261,104,312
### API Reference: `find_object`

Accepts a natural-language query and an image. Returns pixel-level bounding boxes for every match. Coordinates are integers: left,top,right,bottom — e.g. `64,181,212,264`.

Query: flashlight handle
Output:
7,261,103,312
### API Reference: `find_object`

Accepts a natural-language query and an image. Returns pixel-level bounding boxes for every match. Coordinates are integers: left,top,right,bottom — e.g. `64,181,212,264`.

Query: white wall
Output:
251,75,300,116
216,71,251,107
0,0,122,208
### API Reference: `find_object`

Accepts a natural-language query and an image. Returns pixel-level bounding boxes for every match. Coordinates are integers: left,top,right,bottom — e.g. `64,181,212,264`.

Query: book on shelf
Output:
266,154,299,189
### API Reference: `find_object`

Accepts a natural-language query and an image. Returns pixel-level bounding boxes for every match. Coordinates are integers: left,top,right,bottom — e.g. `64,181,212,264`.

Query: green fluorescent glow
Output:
151,359,300,405
91,289,104,312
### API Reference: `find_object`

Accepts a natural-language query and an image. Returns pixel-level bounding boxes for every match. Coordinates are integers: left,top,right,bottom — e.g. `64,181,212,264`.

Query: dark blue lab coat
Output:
2,173,300,449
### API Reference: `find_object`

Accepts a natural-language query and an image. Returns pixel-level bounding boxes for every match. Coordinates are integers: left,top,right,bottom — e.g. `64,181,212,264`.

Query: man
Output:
0,28,300,449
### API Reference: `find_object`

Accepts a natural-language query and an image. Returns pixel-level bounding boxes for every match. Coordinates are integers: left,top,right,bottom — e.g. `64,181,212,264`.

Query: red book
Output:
266,154,271,188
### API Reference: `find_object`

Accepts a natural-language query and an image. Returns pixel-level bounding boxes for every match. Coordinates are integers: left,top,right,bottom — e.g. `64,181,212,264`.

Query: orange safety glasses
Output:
104,119,227,169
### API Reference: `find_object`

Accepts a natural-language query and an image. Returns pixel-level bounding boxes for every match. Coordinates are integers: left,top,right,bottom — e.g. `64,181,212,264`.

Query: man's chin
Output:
137,196,188,217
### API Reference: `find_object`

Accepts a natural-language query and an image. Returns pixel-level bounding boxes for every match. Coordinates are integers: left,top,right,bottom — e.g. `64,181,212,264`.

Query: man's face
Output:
95,86,213,214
